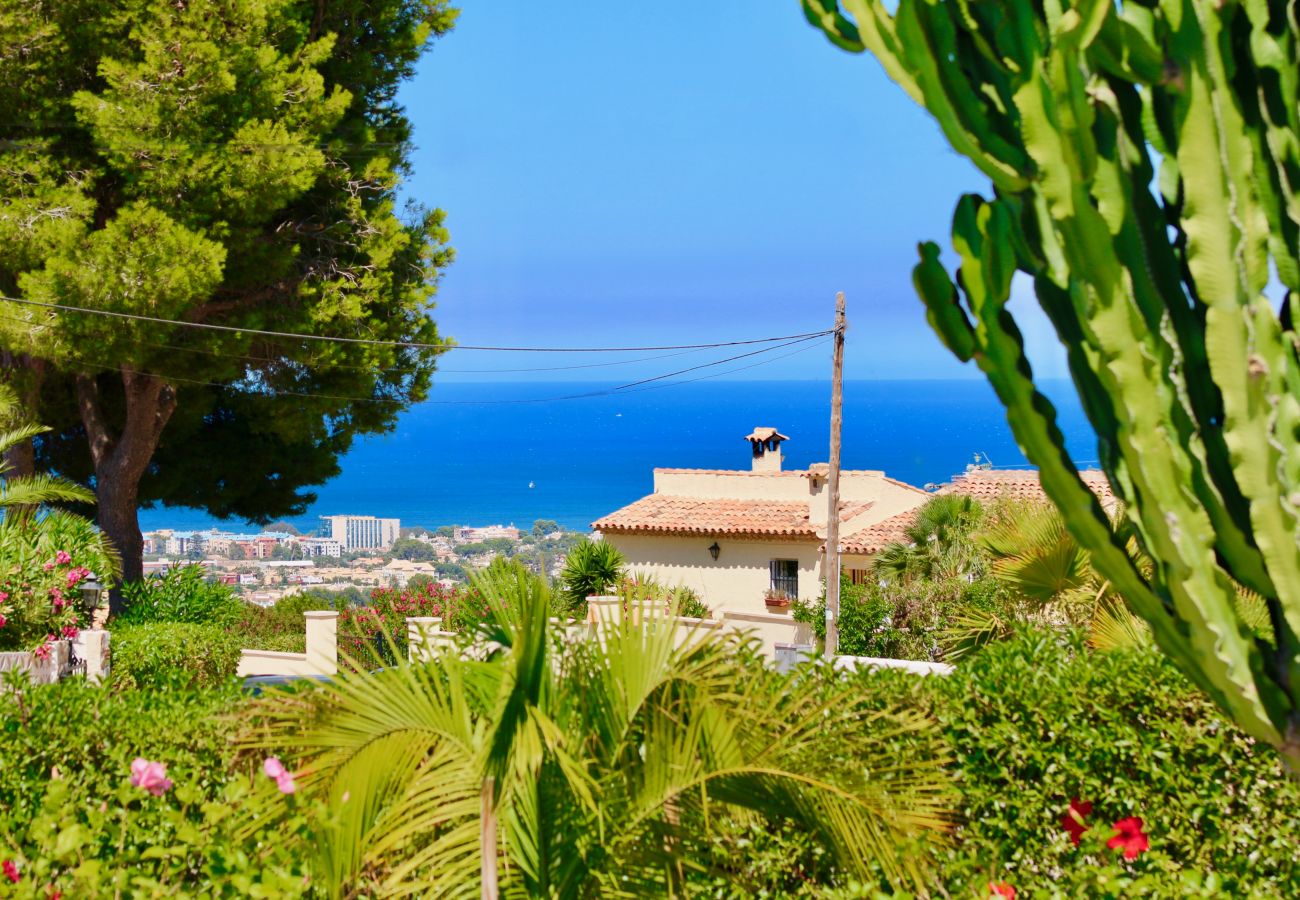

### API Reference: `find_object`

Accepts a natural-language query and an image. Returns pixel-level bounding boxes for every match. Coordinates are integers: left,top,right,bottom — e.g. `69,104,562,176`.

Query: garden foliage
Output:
0,677,307,897
109,622,243,692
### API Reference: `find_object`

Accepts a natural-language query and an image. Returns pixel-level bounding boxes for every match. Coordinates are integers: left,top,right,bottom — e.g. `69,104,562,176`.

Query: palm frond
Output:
239,566,953,896
0,473,95,512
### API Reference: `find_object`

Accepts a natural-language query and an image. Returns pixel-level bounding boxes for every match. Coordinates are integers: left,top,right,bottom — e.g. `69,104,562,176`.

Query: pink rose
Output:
55,551,71,565
129,758,173,796
263,757,296,794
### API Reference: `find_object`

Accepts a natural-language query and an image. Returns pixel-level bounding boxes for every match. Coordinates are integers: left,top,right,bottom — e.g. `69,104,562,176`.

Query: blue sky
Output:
398,2,1066,383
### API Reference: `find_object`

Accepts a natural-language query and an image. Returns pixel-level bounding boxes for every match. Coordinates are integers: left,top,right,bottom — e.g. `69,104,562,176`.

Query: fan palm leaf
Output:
240,563,952,897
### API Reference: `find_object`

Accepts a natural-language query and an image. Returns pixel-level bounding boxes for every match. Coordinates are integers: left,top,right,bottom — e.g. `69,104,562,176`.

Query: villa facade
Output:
592,428,931,615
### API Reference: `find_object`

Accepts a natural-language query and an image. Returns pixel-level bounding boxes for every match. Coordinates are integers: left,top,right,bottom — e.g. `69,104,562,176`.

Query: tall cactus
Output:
803,0,1300,765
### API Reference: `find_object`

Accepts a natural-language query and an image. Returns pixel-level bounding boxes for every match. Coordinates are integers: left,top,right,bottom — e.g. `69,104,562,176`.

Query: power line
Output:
0,295,833,353
0,310,720,375
31,333,827,407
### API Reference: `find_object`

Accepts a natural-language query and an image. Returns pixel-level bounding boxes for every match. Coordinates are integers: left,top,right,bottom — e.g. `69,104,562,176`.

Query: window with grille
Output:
769,559,799,598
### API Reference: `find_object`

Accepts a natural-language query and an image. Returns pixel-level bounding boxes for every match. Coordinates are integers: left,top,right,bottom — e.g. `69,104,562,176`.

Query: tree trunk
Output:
76,368,176,612
1,352,44,479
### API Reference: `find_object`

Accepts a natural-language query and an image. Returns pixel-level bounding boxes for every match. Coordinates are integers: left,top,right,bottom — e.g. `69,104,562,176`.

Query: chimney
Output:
745,427,789,473
806,463,829,526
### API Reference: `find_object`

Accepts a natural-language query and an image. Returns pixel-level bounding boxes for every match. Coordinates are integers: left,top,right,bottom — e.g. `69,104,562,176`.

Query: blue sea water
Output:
137,379,1097,534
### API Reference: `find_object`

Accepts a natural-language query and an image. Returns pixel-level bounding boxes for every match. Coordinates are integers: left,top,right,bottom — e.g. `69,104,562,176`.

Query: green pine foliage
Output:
0,0,457,579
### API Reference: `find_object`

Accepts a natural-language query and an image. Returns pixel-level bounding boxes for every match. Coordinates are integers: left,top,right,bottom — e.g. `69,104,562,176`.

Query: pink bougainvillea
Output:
264,757,296,794
129,758,173,796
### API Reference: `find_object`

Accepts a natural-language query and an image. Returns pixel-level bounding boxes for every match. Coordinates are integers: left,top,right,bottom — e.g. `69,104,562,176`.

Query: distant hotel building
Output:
320,515,401,551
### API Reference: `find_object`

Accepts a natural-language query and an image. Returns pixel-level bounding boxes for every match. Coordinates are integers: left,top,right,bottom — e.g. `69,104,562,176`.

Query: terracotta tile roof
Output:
653,467,891,478
592,496,874,539
838,468,1116,556
939,468,1115,507
841,508,919,555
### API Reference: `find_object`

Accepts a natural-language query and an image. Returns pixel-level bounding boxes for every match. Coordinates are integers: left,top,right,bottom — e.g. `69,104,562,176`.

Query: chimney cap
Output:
744,427,789,444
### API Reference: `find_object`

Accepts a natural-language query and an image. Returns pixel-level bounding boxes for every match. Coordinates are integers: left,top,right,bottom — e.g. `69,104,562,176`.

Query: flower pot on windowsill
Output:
763,595,792,612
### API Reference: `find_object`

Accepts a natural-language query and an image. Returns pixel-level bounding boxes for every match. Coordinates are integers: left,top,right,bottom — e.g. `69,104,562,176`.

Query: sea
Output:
137,379,1097,534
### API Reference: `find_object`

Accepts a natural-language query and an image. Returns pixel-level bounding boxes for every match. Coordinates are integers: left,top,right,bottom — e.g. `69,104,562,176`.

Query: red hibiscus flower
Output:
988,882,1015,899
1107,816,1150,860
1060,797,1092,845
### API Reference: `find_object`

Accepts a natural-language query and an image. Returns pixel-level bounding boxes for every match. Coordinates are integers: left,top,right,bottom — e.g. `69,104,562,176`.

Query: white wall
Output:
605,533,822,615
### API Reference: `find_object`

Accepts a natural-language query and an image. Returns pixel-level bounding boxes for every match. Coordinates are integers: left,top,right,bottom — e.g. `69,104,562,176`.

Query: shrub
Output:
0,676,307,895
115,564,244,627
795,572,1002,660
338,580,487,667
557,538,624,613
845,630,1300,896
110,622,242,691
0,537,99,653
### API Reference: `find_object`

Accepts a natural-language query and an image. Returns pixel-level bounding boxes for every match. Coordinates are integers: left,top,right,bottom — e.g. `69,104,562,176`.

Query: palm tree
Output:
557,537,624,614
240,562,952,897
0,385,94,518
873,494,985,583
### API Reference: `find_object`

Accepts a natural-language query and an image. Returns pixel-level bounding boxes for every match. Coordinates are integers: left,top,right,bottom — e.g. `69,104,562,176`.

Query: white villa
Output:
592,428,931,614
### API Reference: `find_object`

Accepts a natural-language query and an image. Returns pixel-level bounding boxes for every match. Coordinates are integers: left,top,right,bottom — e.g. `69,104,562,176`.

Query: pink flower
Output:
2,859,18,882
54,551,71,565
264,757,296,794
0,591,9,602
129,758,173,796
0,615,6,629
42,562,55,571
1107,817,1150,860
32,642,51,660
61,626,79,640
66,568,89,588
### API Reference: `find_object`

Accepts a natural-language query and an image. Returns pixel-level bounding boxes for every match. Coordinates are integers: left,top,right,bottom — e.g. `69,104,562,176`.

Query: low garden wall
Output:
236,611,338,677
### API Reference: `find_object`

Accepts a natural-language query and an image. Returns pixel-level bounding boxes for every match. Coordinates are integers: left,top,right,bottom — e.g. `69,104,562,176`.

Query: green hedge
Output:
922,630,1300,897
109,622,243,691
0,678,307,896
694,630,1300,897
853,630,1300,897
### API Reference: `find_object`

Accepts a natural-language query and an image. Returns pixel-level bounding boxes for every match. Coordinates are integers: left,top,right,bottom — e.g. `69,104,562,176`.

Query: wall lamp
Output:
708,542,720,561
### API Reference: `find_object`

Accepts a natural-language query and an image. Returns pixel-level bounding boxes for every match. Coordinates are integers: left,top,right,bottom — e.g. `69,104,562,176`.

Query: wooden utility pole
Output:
825,292,846,657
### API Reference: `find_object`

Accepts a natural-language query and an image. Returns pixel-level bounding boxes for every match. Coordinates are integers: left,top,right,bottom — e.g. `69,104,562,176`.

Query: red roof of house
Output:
838,468,1115,556
592,496,874,539
937,468,1115,506
840,508,920,555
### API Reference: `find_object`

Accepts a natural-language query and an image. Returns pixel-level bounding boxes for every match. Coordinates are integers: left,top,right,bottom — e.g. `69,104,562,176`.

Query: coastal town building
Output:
454,524,521,542
297,536,344,557
592,428,931,614
321,515,401,551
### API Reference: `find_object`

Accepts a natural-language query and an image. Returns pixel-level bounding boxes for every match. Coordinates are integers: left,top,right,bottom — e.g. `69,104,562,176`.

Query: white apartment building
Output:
298,536,345,557
319,515,400,551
